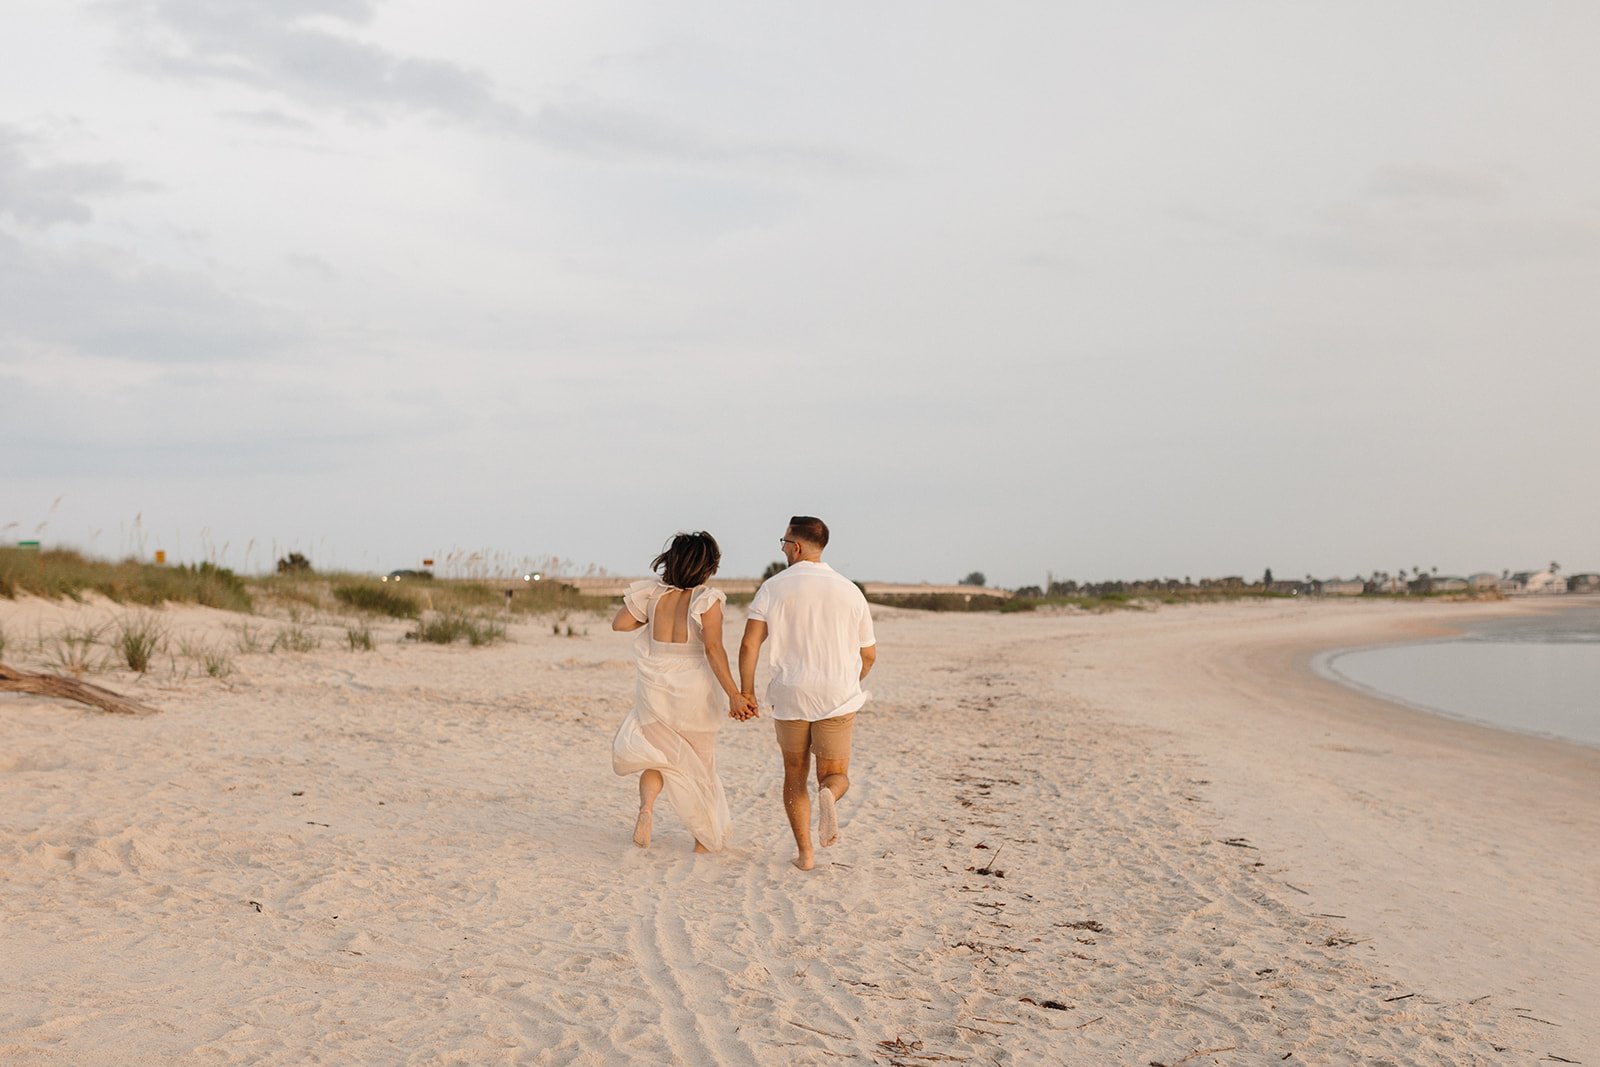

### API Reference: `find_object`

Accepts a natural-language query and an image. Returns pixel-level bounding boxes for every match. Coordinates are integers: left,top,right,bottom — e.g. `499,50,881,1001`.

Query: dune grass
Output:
41,623,107,675
112,611,168,672
333,583,420,619
0,548,252,612
272,623,320,653
415,610,506,646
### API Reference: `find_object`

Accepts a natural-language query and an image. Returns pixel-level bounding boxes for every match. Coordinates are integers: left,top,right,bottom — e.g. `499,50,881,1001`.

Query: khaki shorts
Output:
774,713,856,762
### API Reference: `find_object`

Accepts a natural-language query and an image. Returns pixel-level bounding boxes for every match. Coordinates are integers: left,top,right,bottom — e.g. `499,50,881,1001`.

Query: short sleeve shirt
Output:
747,561,876,721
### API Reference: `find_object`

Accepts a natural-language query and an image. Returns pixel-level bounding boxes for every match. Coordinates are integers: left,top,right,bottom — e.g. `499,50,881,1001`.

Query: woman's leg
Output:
638,768,664,810
685,734,716,853
634,770,663,847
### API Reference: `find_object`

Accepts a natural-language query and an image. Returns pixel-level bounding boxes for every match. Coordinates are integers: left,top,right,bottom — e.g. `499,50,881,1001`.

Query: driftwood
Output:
0,663,161,715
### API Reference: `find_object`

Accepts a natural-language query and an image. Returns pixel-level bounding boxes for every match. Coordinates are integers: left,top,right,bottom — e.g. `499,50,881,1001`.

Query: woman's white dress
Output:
611,581,732,851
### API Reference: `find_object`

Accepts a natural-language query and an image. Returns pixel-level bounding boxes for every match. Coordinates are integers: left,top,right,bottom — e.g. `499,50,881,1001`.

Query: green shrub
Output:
333,583,420,619
346,623,375,651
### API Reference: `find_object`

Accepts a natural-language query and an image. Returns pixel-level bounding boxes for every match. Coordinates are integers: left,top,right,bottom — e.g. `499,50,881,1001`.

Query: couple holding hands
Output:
610,516,877,871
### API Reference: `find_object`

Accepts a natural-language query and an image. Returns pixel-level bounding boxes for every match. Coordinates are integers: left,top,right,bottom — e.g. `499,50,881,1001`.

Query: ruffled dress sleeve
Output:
688,585,727,622
622,579,664,623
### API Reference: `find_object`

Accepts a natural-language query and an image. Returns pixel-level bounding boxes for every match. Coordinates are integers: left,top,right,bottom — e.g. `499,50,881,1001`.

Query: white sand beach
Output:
2,595,1596,1064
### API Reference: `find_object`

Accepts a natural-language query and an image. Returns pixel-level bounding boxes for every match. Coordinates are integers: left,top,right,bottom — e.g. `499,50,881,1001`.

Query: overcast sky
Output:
3,2,1597,586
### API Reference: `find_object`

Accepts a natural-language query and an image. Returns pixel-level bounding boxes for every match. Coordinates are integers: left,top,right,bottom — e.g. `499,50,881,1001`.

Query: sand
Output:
1,594,1595,1064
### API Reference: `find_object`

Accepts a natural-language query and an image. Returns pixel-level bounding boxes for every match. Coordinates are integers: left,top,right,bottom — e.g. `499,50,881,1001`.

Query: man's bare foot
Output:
817,787,840,848
632,809,652,848
792,850,815,871
693,840,711,854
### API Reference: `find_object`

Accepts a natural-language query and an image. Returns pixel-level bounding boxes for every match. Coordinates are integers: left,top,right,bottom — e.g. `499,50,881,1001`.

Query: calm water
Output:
1318,601,1600,747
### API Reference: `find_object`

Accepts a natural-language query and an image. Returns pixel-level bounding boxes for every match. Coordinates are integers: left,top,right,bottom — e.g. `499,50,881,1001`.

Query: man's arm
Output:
859,643,877,682
739,619,768,700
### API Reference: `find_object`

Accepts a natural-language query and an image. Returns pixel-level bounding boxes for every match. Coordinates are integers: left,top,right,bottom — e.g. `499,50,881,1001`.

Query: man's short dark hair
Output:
652,531,721,589
787,516,829,549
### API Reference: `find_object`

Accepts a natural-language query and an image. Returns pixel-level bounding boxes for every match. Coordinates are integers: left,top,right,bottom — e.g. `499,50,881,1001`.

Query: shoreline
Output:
1309,596,1600,750
1050,597,1600,1055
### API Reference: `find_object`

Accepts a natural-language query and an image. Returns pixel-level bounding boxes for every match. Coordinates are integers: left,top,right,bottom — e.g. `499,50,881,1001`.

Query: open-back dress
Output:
610,580,731,851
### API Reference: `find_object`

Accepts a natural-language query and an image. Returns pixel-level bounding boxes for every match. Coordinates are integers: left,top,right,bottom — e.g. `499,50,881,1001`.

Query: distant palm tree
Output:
1551,560,1561,574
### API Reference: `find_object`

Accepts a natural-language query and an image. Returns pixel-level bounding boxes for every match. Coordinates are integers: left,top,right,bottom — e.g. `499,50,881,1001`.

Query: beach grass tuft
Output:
200,646,234,678
231,622,267,654
272,623,320,653
113,612,167,672
346,623,375,651
178,635,234,678
43,623,107,676
416,610,505,646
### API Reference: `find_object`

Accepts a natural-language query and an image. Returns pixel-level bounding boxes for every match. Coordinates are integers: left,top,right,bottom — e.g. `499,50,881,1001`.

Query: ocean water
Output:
1318,601,1600,747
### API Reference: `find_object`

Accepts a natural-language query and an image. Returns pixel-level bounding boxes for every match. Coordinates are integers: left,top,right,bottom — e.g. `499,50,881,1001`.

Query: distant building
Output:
1468,572,1500,590
1316,578,1365,596
1498,573,1526,594
1521,570,1566,595
1568,573,1600,593
1431,576,1469,593
1370,576,1408,594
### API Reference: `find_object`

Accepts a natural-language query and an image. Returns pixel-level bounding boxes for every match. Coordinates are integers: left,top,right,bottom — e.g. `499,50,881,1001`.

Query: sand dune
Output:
1,595,1594,1064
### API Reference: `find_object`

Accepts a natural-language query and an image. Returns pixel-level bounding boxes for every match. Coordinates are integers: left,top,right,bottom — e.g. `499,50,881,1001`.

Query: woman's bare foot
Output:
817,787,840,848
632,809,652,848
792,850,815,871
693,840,711,854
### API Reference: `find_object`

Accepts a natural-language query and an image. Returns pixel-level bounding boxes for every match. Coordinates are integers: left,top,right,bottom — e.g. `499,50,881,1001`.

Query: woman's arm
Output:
612,603,645,632
698,603,747,710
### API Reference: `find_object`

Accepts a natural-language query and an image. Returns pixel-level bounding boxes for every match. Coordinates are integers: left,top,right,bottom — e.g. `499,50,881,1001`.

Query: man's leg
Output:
813,714,855,848
776,721,816,870
813,757,849,848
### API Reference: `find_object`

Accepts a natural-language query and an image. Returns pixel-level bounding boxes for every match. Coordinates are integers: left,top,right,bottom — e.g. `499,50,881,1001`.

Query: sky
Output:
3,1,1598,587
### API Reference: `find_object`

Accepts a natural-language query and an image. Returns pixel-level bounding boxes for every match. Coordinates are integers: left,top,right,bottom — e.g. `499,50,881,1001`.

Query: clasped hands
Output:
728,692,759,721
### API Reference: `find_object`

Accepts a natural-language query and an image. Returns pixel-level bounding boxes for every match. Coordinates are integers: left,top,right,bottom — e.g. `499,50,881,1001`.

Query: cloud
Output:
102,1,868,172
106,0,522,125
219,108,316,131
1365,164,1508,204
525,99,871,174
286,251,338,279
0,231,296,364
0,126,149,226
1292,166,1600,269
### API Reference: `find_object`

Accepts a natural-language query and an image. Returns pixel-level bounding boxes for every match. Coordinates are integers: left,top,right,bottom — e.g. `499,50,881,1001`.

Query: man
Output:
739,516,877,871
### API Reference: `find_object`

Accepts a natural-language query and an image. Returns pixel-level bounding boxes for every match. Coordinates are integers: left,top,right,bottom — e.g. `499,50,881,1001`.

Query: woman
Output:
611,531,751,853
